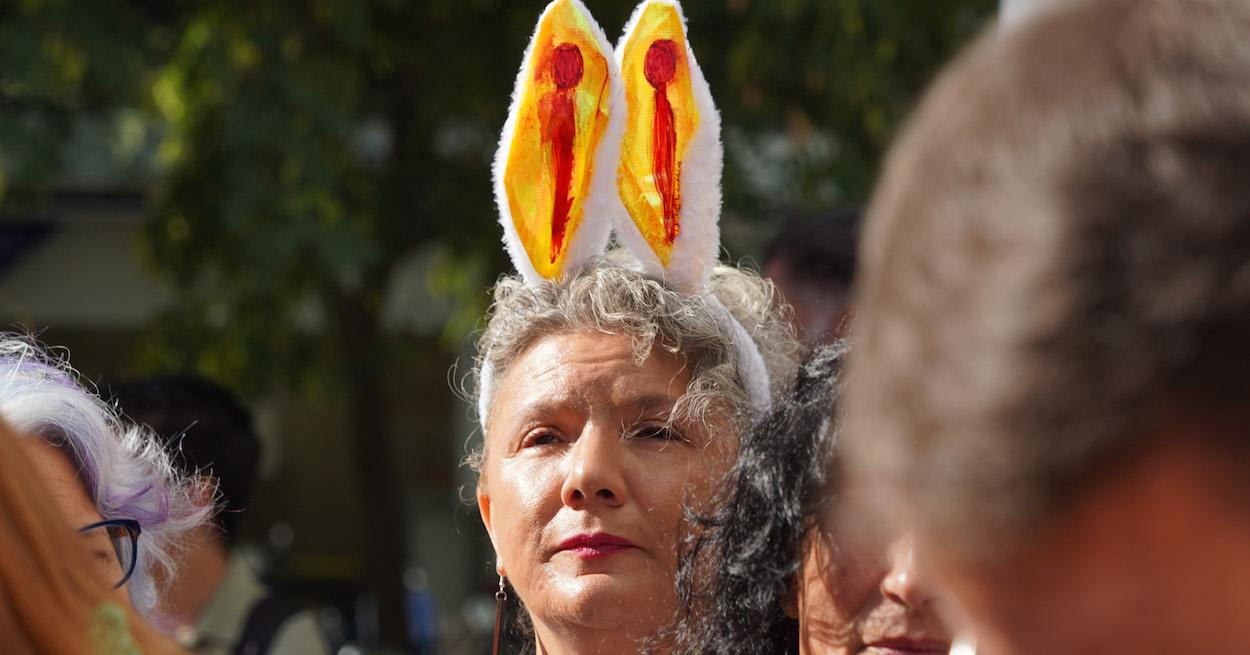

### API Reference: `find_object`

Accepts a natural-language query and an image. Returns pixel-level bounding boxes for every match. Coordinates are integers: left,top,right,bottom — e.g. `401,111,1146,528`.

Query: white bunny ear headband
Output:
480,0,771,428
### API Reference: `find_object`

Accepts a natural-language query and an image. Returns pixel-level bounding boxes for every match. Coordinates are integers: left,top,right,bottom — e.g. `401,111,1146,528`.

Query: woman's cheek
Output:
679,451,729,507
496,459,565,542
639,456,709,530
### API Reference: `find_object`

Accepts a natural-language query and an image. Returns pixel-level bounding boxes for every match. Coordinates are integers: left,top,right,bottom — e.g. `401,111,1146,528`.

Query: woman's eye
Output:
629,424,681,442
522,430,561,447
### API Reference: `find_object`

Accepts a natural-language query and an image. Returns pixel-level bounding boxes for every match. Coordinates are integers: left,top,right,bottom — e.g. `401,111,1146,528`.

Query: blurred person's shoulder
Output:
196,554,330,655
268,611,331,655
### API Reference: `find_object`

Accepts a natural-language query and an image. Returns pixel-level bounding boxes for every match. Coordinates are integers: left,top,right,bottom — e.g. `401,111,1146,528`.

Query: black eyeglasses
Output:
78,519,141,589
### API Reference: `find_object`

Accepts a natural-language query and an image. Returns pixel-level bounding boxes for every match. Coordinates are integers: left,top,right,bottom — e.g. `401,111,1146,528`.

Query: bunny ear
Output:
494,0,623,283
614,0,722,294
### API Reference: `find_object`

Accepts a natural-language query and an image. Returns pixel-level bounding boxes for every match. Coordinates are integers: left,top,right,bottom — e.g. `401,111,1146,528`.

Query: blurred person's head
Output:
109,375,261,548
471,258,797,653
107,375,262,628
0,415,186,653
671,343,949,655
846,0,1250,653
763,209,860,343
0,336,213,621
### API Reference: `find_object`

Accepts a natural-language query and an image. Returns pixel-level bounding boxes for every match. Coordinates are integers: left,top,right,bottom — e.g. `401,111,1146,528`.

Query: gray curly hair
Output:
468,254,798,473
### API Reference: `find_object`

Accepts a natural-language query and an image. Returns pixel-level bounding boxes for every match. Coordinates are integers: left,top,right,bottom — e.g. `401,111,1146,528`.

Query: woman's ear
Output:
477,487,507,576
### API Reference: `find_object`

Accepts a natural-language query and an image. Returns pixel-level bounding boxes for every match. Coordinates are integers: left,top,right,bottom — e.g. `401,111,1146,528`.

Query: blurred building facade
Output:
0,189,494,649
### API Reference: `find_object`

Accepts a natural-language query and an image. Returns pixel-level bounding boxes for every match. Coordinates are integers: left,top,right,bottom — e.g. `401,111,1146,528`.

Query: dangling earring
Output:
492,574,508,655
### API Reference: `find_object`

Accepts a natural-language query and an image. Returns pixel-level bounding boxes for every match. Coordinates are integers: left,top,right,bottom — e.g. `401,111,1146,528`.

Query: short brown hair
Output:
846,0,1250,554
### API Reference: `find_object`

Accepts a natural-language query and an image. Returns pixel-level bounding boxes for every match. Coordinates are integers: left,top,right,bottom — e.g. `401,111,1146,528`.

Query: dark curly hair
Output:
658,342,846,655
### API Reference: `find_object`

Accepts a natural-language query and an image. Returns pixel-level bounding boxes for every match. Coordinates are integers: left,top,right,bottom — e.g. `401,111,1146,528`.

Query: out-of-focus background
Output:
0,0,993,652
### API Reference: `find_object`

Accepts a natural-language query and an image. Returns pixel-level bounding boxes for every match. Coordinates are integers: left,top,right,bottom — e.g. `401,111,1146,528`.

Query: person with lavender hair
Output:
0,335,213,622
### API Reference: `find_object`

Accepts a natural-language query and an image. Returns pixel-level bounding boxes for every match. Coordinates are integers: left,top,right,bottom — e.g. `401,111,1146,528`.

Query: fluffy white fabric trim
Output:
707,295,773,418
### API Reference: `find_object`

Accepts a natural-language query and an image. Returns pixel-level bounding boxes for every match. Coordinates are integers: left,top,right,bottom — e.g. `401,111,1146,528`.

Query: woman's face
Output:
796,527,951,655
478,332,733,644
17,437,130,604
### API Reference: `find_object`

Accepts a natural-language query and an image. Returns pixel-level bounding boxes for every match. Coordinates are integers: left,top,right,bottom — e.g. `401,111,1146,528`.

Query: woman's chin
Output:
539,572,671,630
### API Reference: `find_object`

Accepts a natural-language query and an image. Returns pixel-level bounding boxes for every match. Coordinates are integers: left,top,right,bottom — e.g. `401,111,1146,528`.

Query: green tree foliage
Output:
1,0,994,646
0,1,164,204
700,0,994,210
141,0,506,389
2,0,994,377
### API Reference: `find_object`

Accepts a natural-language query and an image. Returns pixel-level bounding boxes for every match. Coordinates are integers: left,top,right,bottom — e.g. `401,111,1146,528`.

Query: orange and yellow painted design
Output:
617,2,700,266
502,0,613,279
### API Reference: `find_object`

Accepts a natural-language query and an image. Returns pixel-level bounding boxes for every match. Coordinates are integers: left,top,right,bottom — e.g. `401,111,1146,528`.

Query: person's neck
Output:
531,616,660,655
1018,435,1250,654
163,527,231,628
1141,439,1250,653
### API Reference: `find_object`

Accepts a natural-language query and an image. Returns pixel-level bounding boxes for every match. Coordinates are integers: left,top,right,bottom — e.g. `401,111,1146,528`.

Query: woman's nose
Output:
560,425,626,509
881,532,935,610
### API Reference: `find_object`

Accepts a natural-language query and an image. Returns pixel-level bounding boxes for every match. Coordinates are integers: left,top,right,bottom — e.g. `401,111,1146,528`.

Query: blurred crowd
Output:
5,0,1250,654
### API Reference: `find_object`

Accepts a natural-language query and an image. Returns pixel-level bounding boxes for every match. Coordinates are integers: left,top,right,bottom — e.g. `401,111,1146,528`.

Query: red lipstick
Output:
865,639,951,655
557,533,638,559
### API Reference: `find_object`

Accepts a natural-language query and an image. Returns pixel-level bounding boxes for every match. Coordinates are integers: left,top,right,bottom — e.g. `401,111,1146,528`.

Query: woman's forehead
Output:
511,332,686,385
493,332,691,419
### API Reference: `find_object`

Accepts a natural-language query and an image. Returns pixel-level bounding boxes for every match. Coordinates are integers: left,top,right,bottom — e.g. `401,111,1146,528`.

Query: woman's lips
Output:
557,532,638,559
863,639,951,655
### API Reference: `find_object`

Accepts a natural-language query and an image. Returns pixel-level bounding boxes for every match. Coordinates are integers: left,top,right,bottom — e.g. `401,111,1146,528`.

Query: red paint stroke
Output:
645,39,680,245
544,43,584,263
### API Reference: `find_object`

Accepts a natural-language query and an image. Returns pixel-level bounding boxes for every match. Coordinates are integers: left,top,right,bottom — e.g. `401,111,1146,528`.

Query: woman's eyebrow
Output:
621,394,680,414
507,393,678,426
509,397,581,425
